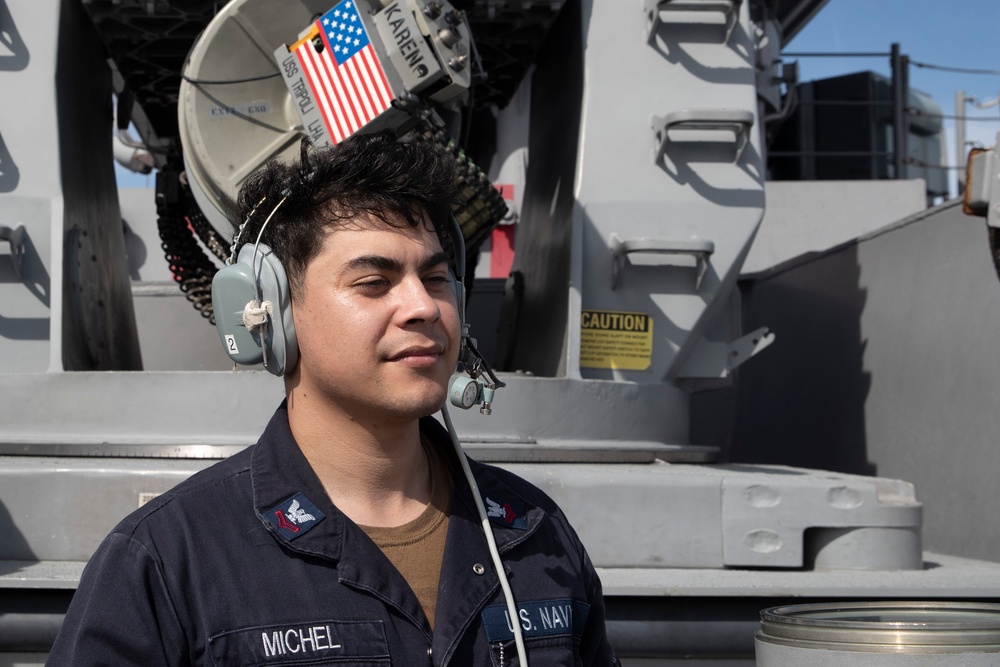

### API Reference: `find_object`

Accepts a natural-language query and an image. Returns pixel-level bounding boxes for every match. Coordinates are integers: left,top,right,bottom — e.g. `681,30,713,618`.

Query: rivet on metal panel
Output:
744,529,782,554
827,486,863,510
744,485,781,508
424,2,443,20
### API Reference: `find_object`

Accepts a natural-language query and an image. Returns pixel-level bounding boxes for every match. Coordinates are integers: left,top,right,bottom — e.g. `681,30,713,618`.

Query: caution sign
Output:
580,309,653,370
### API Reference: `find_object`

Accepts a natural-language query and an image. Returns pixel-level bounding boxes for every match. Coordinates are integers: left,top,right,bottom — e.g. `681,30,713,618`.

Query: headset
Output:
211,181,508,405
211,196,504,407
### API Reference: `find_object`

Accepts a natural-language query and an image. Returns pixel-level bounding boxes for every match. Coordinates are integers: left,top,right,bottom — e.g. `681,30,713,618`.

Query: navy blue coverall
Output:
47,404,616,666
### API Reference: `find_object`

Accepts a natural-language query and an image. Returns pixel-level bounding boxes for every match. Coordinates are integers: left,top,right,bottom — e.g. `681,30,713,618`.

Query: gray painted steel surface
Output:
3,0,1000,664
732,198,1000,562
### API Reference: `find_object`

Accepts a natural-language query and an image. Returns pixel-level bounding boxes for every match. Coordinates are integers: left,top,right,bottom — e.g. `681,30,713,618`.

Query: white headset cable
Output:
441,403,529,666
237,194,288,369
251,194,289,303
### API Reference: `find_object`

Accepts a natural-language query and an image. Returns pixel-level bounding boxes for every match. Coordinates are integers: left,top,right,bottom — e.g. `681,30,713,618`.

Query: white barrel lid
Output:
759,601,1000,652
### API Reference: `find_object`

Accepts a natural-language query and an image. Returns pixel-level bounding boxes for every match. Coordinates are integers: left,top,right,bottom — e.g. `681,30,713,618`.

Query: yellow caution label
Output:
580,309,653,370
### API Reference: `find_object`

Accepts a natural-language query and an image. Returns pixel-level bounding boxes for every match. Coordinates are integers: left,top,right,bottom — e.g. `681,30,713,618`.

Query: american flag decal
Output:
292,1,394,145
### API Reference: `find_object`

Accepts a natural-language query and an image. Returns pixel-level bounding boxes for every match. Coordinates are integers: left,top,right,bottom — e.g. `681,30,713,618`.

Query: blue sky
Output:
789,0,1000,176
116,2,1000,191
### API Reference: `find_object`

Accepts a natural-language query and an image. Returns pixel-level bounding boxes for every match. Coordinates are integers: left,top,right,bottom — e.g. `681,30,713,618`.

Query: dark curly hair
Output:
232,131,461,297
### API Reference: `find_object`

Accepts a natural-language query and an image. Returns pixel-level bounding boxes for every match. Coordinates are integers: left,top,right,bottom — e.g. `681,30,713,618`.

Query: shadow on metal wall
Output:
0,0,30,73
701,244,876,476
0,130,19,193
0,499,35,569
0,1,26,192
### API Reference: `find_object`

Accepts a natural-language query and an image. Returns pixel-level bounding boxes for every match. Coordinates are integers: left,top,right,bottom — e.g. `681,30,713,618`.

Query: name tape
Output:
482,599,590,643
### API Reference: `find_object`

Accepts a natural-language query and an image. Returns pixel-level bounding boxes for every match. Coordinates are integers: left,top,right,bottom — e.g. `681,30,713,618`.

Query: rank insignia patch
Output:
483,495,526,530
265,492,325,540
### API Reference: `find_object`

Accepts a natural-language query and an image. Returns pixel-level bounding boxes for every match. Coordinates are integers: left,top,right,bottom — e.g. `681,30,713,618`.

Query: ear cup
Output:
211,243,298,376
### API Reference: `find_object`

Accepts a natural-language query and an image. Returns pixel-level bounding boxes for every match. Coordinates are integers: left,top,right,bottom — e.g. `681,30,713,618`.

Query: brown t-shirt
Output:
358,437,453,630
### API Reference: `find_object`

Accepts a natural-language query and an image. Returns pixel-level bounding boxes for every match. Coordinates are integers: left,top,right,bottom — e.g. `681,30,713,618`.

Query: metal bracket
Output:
0,224,26,279
675,326,775,378
726,326,775,368
652,109,754,163
643,0,743,43
610,233,714,290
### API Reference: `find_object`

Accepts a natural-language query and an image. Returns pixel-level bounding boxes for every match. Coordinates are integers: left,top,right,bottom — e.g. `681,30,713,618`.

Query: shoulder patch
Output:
264,492,325,541
483,495,527,530
482,599,590,642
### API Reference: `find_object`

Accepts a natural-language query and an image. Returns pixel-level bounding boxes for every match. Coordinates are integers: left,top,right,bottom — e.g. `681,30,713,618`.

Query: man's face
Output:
288,212,461,423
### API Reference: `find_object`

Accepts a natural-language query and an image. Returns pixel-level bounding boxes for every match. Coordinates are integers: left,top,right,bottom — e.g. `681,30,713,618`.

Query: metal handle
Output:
652,109,754,163
610,234,715,290
644,0,743,43
0,224,26,279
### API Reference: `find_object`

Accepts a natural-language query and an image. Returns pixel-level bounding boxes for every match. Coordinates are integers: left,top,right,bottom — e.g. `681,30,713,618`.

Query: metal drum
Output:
756,601,1000,666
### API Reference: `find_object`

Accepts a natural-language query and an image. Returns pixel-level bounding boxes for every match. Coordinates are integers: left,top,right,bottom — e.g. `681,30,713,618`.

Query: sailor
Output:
47,132,617,665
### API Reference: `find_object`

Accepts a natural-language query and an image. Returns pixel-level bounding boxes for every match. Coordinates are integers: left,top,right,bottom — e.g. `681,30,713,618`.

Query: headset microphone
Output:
444,214,506,414
450,341,504,414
